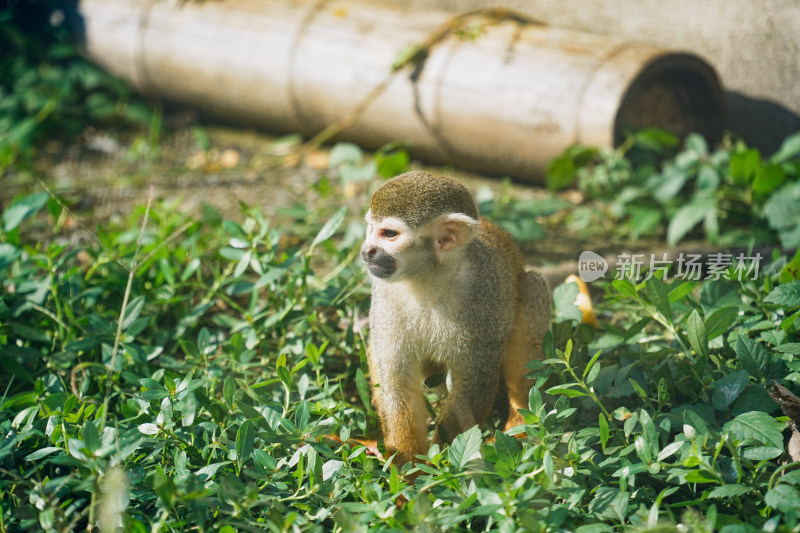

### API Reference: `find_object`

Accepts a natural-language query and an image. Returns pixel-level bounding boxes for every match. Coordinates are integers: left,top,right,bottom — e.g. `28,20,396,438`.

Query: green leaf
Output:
723,411,784,449
775,343,800,355
741,446,782,461
638,409,659,461
628,207,662,239
236,419,255,467
612,279,639,299
683,409,708,442
546,384,588,398
493,430,520,461
704,307,739,340
729,148,760,185
575,525,614,533
770,131,800,164
707,484,752,499
311,207,346,248
764,183,800,249
553,281,583,323
543,449,555,480
547,145,597,190
222,219,249,242
667,198,714,247
0,243,21,271
122,296,146,330
355,368,371,412
598,414,609,450
652,166,689,203
374,146,409,178
138,423,159,435
546,153,577,190
329,142,363,166
253,449,276,470
685,469,719,483
645,277,672,323
687,309,708,360
697,164,720,192
711,370,749,410
223,375,235,410
583,350,603,381
668,280,698,303
196,461,230,481
25,447,64,462
764,281,800,307
686,133,708,156
322,459,344,481
734,336,770,380
528,384,544,416
765,484,800,513
634,128,680,149
82,420,101,453
588,486,630,522
656,441,685,462
219,246,246,261
3,192,49,232
448,425,482,469
752,163,786,194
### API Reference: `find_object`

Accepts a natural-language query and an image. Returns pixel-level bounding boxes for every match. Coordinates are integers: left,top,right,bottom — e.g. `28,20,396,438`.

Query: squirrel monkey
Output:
361,171,551,465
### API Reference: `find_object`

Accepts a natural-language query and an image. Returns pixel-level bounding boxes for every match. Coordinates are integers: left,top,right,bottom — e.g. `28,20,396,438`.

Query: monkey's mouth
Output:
362,253,396,279
365,261,396,279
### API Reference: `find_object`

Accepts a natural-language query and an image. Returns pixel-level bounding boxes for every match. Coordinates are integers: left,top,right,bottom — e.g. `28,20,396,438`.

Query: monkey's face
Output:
361,210,476,282
361,212,410,280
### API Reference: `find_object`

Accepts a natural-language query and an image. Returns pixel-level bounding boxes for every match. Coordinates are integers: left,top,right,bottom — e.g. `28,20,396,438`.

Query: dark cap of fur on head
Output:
369,172,478,228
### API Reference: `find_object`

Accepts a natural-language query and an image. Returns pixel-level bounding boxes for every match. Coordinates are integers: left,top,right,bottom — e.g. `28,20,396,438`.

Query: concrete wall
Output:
393,0,800,153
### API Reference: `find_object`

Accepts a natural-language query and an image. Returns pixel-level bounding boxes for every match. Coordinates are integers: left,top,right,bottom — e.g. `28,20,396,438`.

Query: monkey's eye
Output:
381,229,399,239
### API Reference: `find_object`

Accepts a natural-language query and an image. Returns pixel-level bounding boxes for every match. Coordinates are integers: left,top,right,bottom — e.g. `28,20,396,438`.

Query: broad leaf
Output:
311,207,346,248
236,419,255,466
687,309,708,360
645,277,672,323
667,198,714,247
764,281,800,307
448,425,482,469
723,411,784,449
711,370,749,410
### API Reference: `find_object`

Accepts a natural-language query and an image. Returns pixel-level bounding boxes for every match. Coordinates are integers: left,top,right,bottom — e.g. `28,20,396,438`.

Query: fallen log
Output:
75,0,724,181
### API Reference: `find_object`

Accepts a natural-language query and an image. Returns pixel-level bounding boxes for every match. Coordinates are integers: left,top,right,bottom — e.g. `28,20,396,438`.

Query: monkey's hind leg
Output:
502,270,551,431
433,362,500,446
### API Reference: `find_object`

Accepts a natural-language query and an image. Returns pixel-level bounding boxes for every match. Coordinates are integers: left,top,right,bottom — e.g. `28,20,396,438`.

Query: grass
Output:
2,169,800,531
4,4,800,529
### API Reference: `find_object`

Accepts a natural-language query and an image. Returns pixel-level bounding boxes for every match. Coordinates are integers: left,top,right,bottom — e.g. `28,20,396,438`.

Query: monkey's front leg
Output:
370,356,429,465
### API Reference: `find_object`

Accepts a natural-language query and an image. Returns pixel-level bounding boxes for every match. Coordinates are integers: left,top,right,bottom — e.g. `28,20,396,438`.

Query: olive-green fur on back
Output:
370,172,478,227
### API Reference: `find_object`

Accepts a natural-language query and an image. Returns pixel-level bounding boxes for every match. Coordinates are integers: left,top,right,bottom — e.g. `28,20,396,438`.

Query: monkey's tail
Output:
565,274,598,328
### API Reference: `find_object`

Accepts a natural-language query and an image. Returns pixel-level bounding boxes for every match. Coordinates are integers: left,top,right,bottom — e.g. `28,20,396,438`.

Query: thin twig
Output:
99,186,155,430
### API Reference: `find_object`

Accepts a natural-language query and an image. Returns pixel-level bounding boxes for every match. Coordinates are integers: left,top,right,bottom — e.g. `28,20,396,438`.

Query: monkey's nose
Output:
361,243,377,260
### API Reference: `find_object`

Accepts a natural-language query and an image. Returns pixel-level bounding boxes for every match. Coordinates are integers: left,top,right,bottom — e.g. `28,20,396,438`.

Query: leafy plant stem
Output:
567,364,615,424
417,469,496,494
560,341,615,425
767,462,800,491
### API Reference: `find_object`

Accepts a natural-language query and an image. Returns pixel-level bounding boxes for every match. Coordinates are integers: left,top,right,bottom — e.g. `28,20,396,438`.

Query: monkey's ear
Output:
432,213,478,253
